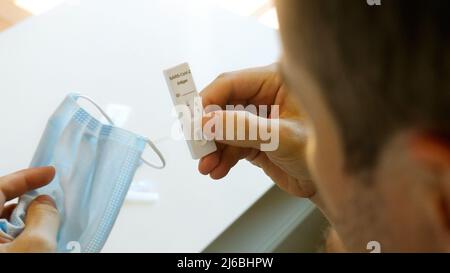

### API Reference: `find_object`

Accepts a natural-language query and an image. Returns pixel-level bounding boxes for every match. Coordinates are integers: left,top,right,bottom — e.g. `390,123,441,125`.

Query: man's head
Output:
276,0,450,251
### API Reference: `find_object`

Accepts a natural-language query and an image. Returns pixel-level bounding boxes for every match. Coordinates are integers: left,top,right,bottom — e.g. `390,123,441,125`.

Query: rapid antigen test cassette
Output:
163,63,217,159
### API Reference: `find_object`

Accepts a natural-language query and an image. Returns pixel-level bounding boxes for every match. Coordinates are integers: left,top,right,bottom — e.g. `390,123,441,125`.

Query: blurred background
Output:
0,0,278,31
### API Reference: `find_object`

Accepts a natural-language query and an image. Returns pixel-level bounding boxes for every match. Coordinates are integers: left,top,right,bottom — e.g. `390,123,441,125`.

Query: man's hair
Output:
283,0,450,173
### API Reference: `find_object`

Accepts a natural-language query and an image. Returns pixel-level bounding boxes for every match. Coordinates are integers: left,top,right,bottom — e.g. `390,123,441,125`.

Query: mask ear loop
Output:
76,94,166,169
77,95,116,125
142,139,166,169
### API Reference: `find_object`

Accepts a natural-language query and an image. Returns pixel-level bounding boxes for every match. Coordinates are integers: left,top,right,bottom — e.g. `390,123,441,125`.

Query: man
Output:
0,167,59,252
199,0,449,252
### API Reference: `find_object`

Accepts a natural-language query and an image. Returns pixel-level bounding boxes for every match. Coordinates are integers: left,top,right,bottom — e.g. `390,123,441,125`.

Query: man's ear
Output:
410,132,450,169
409,131,450,249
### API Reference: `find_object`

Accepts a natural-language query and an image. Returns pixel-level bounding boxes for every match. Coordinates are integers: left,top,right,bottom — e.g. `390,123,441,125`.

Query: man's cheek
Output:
305,134,319,183
305,135,331,202
307,133,346,219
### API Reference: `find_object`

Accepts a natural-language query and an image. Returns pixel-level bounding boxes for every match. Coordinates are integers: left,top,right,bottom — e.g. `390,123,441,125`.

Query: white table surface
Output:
0,0,280,252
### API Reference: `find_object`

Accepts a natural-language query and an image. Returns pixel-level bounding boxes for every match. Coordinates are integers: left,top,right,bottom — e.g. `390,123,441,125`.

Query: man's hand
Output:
0,167,60,253
199,64,317,199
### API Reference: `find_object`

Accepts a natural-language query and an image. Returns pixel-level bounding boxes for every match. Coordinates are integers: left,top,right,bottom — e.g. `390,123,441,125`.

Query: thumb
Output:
13,195,60,252
202,110,280,151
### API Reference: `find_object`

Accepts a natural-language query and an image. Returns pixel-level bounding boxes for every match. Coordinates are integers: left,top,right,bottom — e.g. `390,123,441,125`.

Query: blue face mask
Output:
0,93,165,252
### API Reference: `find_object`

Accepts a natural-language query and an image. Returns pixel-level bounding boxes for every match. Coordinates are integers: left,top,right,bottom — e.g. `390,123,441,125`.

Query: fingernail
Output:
202,111,214,123
35,195,56,207
202,112,217,140
203,126,215,139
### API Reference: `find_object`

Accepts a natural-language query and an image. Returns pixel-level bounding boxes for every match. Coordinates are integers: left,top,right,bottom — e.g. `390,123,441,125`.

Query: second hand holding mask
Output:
0,93,165,252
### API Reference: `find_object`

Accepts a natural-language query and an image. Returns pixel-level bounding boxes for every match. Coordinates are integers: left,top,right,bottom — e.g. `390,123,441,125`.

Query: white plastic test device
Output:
163,63,217,159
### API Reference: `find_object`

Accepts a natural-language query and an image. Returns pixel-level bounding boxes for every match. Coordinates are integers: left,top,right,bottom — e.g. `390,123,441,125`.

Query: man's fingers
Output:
248,152,312,197
0,203,17,219
199,152,221,175
0,167,55,214
250,152,288,184
0,236,13,244
200,64,280,108
12,195,59,252
202,110,279,151
209,146,250,180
